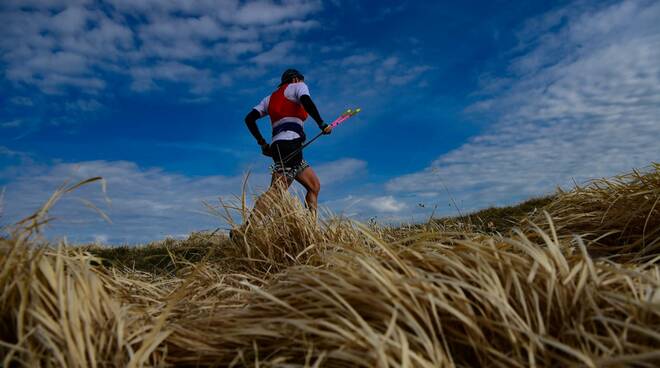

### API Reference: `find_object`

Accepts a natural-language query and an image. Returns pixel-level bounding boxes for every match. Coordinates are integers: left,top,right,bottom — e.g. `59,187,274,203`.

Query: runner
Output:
243,69,331,225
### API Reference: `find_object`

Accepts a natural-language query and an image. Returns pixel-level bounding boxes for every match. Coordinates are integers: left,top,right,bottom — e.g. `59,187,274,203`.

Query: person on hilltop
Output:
241,68,332,229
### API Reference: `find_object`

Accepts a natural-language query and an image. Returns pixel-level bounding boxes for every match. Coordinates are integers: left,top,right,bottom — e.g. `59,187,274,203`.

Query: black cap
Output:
280,69,304,85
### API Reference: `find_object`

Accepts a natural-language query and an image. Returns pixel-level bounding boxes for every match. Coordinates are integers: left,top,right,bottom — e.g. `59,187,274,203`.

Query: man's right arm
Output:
245,109,267,146
299,95,324,126
294,83,330,134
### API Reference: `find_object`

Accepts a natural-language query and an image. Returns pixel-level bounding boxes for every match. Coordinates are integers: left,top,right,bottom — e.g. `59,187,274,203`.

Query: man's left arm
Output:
245,108,272,156
245,109,267,146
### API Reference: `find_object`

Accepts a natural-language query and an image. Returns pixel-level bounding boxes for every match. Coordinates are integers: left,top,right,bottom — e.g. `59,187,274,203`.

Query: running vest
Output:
268,84,308,139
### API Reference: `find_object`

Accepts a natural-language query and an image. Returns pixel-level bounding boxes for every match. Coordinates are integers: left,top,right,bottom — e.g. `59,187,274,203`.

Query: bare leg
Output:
294,166,321,220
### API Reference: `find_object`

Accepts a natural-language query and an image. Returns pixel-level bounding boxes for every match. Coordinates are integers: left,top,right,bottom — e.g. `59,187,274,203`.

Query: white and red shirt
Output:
253,82,310,142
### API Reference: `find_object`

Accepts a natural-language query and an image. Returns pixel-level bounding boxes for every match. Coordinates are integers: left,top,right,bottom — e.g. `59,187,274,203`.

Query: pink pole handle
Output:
330,114,352,128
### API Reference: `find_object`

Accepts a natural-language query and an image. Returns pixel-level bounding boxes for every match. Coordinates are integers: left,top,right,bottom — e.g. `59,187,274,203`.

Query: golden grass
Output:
527,163,660,262
1,165,659,367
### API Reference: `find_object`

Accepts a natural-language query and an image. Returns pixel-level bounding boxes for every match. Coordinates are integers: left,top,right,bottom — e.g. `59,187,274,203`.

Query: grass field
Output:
1,164,658,367
83,195,556,275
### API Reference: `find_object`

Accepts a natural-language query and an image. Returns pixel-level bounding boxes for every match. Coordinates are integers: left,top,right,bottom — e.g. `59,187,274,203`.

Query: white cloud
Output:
64,99,103,112
129,62,216,93
250,41,297,65
50,6,88,34
341,52,378,66
319,193,413,225
2,0,90,11
0,156,366,243
264,19,320,34
140,15,224,41
387,65,432,86
385,0,660,213
10,97,34,106
368,196,406,213
0,159,261,243
214,41,263,61
26,51,88,75
93,233,109,244
304,50,433,114
0,0,433,133
0,6,128,94
361,3,408,23
0,0,323,98
1,120,24,128
233,0,322,25
0,146,23,157
107,0,233,16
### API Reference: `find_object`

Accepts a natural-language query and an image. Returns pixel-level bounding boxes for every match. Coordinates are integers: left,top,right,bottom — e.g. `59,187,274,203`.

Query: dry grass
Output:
527,163,660,262
1,165,659,367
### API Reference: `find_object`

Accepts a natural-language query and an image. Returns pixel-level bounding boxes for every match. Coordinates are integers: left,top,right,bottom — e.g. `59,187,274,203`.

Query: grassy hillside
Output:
431,195,555,232
1,164,658,367
86,195,556,275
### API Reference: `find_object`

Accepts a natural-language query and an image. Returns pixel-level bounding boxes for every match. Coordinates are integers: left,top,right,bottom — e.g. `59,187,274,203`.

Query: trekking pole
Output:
280,108,361,163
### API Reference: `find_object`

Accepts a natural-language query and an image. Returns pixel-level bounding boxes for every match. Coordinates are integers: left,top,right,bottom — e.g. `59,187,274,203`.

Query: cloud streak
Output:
385,0,660,215
0,157,366,243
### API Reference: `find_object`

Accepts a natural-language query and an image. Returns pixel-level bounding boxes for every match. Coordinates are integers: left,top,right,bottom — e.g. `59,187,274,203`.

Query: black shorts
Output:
270,138,309,179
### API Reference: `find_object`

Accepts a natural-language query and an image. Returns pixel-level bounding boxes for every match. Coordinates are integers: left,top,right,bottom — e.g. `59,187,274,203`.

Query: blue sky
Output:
1,0,659,244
